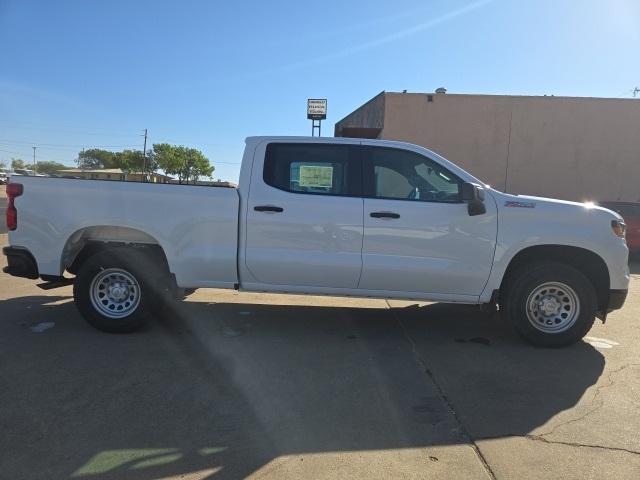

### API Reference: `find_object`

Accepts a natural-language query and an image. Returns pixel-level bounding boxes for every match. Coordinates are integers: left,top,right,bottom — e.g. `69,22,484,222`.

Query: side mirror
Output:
461,182,486,216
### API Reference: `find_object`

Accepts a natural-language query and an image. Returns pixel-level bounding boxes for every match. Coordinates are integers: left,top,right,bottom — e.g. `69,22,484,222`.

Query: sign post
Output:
307,99,327,137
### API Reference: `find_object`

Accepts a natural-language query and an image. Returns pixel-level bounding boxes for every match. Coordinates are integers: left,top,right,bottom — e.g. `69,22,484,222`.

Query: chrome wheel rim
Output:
90,268,141,319
526,281,580,333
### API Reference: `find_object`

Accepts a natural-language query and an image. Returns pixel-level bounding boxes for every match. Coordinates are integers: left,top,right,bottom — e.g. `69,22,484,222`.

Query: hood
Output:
489,190,624,221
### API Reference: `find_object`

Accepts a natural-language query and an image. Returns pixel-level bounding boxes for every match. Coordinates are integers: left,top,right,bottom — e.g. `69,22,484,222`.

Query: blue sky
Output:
1,0,639,181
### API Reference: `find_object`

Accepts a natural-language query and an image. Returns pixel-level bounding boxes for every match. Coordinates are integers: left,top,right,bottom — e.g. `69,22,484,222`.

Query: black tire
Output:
73,248,164,333
502,261,597,347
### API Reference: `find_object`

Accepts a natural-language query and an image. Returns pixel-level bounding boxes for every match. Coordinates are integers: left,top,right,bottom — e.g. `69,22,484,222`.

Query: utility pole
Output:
32,146,37,173
142,128,148,182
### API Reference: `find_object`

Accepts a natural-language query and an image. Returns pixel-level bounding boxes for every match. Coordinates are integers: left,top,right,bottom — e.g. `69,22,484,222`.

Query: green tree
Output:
0,160,6,170
35,161,68,175
187,149,214,183
77,149,118,169
11,158,27,170
74,145,209,182
119,149,156,173
153,143,183,180
153,144,213,184
76,148,156,174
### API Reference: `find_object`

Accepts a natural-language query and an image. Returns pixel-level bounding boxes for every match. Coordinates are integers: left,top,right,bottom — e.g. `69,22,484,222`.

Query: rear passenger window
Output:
263,143,361,196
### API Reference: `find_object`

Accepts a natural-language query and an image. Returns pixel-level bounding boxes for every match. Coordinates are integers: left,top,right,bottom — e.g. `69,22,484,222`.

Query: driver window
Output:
375,166,412,198
367,147,461,203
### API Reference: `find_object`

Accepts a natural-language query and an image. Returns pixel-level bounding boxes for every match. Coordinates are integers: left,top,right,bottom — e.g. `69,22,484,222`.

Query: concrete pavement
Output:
1,233,639,479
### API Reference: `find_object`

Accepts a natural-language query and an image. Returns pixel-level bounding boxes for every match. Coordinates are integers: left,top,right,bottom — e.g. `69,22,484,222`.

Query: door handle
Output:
254,205,284,213
370,211,400,219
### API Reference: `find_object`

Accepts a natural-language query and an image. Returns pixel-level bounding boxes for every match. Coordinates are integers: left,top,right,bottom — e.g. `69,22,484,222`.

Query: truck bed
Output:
8,176,240,288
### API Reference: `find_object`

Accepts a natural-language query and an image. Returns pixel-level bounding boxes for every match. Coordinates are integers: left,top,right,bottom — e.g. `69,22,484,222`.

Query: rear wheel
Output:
73,249,162,333
503,261,597,347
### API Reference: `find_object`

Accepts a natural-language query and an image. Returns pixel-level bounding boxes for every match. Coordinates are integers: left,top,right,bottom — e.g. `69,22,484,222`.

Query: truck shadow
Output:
0,295,605,479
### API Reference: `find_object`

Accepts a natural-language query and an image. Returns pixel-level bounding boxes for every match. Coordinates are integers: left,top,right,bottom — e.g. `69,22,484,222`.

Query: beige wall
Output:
125,173,171,183
72,172,124,181
365,93,640,202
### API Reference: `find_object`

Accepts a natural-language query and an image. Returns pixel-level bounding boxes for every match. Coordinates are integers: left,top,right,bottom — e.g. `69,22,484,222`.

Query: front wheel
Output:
73,249,157,333
503,262,597,347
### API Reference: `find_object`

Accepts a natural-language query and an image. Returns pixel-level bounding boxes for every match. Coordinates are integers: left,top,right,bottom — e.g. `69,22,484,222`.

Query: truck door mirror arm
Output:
461,182,486,216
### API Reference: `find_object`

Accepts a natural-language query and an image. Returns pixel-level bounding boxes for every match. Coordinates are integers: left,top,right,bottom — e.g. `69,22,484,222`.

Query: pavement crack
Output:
474,433,640,456
385,299,497,480
524,435,640,456
537,363,640,438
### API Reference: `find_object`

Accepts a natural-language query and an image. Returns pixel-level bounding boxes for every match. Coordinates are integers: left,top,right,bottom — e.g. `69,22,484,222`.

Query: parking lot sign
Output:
307,99,327,120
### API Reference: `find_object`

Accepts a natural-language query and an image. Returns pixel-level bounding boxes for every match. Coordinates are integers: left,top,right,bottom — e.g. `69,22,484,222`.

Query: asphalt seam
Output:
385,299,498,480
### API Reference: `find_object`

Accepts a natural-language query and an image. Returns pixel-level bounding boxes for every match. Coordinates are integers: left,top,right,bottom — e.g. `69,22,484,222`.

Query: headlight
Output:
611,220,626,239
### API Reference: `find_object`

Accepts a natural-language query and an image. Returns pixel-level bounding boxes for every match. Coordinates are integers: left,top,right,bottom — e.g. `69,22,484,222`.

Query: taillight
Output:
6,183,23,231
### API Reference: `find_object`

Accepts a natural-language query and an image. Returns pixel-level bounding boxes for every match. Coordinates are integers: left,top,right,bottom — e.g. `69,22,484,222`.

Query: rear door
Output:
359,145,497,298
244,141,364,288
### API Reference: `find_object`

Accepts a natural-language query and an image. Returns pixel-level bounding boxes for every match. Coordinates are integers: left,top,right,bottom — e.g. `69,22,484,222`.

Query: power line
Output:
151,137,244,148
0,139,139,149
0,137,243,150
0,148,27,156
0,131,244,168
0,132,244,150
0,149,73,165
0,142,240,163
0,123,140,136
0,143,84,153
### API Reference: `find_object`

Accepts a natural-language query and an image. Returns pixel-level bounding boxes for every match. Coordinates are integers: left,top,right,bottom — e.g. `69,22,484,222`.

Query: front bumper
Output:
2,246,39,279
607,289,628,312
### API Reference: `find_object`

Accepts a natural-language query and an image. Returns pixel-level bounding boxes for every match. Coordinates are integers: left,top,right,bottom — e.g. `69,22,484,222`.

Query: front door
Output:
359,146,497,297
244,141,364,289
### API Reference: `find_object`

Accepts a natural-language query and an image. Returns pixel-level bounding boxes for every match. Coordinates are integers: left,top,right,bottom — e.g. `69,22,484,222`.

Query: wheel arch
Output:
500,244,610,312
61,225,170,276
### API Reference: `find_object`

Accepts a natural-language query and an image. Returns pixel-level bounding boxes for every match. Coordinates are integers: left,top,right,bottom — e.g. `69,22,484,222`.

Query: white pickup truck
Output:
3,137,630,346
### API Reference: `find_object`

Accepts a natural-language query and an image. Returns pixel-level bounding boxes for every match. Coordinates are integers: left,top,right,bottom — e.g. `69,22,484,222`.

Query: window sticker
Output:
298,165,333,188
